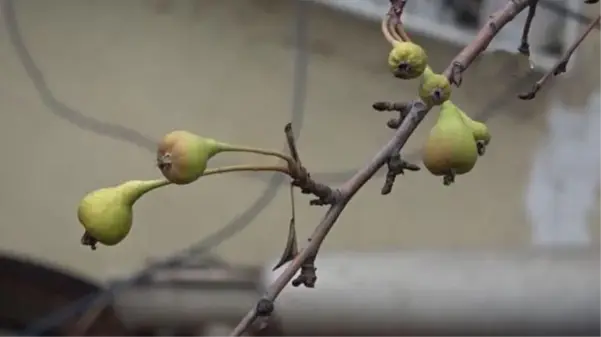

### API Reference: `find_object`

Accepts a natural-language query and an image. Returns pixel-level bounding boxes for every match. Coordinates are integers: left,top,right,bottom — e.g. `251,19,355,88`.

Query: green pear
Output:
422,101,478,185
157,130,292,185
77,179,170,250
157,130,224,185
388,41,428,80
419,66,452,107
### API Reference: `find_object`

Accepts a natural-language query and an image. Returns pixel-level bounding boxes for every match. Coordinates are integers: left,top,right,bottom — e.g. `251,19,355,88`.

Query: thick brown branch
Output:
230,1,531,335
444,0,531,86
519,14,601,100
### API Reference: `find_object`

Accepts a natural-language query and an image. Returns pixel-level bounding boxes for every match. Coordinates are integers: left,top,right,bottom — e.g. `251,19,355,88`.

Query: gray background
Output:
0,0,598,282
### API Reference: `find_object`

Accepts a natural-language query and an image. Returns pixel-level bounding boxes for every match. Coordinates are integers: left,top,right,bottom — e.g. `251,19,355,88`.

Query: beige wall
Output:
0,0,598,282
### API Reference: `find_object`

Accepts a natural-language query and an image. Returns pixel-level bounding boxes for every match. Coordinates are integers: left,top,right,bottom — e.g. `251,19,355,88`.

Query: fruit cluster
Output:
77,131,292,250
384,20,491,186
76,18,493,251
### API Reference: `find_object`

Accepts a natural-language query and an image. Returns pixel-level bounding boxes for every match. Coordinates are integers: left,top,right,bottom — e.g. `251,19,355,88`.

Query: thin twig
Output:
518,0,539,56
203,164,291,176
372,101,411,129
372,101,420,194
519,14,601,100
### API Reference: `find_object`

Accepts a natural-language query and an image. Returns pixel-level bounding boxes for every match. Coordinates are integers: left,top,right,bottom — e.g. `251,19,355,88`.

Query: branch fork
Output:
284,123,340,206
519,14,600,100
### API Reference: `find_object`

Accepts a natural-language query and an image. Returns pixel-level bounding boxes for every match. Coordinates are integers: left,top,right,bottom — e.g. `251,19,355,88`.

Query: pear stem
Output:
128,179,172,203
138,179,172,192
424,65,434,77
203,164,291,177
215,143,295,167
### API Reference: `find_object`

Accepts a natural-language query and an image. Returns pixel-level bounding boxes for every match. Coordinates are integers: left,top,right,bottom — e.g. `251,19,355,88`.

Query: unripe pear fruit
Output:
422,101,478,185
77,179,170,250
388,41,428,80
157,130,223,185
157,130,292,185
419,67,452,107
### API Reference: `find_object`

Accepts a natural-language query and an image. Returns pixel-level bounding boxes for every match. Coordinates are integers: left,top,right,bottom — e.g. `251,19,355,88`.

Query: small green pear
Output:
77,179,170,250
157,130,223,185
446,101,491,156
388,41,428,80
419,67,452,107
157,130,292,184
422,101,478,185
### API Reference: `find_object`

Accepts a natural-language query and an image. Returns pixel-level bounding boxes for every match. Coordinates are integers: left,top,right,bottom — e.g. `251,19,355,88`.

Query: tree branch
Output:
444,0,531,87
518,0,539,56
229,1,532,335
519,13,601,100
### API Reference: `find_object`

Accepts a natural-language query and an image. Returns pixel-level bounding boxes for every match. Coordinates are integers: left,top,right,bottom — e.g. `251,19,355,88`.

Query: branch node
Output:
284,123,337,206
553,60,568,75
308,188,342,206
518,83,540,100
256,298,275,317
291,238,318,288
386,118,402,129
388,0,408,23
381,153,420,195
450,62,465,87
517,42,530,56
372,101,411,129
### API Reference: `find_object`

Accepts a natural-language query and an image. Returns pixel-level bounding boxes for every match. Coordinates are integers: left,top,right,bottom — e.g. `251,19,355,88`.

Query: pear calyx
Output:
77,179,169,250
157,130,223,185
